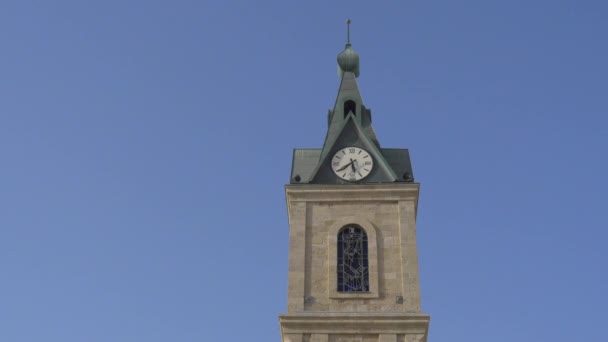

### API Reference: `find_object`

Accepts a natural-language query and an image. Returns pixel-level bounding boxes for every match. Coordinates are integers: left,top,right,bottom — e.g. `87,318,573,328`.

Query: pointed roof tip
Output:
337,18,360,77
346,19,351,45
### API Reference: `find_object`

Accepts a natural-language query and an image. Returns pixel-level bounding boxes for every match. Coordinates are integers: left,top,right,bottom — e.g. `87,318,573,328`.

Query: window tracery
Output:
337,225,369,292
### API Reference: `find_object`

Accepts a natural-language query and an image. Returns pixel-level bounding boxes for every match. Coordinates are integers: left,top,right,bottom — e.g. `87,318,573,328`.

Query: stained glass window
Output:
337,225,369,292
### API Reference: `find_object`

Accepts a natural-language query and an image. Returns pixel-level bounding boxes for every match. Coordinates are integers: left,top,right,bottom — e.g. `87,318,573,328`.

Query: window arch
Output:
344,100,356,118
337,225,369,292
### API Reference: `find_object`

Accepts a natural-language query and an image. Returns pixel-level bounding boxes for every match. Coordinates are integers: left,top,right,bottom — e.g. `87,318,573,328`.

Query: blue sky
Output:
1,1,607,341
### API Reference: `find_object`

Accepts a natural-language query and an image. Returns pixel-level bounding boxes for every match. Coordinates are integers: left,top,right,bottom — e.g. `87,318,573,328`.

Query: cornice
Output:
279,312,430,335
285,183,419,203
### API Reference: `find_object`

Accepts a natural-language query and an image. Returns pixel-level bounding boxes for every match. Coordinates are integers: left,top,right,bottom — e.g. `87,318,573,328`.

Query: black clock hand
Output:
350,159,356,173
336,160,353,172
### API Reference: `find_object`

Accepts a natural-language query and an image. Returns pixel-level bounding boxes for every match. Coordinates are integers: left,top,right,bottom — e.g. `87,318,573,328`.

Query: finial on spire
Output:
338,18,360,78
346,19,351,45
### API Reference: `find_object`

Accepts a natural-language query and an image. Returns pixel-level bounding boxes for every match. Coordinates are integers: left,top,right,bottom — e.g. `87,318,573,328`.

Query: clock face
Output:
331,147,374,182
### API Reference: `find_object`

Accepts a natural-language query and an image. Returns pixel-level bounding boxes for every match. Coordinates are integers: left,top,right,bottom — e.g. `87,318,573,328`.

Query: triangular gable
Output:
309,113,398,184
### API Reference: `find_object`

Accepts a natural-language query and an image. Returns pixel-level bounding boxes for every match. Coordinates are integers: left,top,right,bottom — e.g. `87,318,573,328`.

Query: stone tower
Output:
279,22,430,342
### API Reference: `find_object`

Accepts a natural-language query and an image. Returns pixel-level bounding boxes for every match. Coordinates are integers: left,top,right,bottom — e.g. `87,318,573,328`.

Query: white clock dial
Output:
331,147,373,182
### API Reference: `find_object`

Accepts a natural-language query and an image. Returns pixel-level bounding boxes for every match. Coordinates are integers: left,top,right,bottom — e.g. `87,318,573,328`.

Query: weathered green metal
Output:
289,33,413,185
338,44,360,78
338,19,360,78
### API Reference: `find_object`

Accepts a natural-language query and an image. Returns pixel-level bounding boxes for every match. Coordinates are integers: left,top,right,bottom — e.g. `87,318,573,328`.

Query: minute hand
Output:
336,161,353,172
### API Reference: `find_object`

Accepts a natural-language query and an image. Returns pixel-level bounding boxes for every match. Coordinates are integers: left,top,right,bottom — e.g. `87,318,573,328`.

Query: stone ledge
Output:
279,312,430,335
285,184,420,214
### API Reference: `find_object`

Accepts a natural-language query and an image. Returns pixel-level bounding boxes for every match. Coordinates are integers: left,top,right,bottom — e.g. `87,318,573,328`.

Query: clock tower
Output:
279,22,430,342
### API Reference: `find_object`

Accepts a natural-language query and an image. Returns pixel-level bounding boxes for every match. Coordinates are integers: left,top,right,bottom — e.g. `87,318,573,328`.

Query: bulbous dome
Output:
337,43,360,77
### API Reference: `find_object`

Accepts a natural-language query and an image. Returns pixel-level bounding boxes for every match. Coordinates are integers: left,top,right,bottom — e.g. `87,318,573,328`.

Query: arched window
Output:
337,225,369,292
344,100,356,118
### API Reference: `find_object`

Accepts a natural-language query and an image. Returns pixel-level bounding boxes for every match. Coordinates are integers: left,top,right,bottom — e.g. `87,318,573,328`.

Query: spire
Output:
288,21,415,185
347,18,351,44
337,19,360,77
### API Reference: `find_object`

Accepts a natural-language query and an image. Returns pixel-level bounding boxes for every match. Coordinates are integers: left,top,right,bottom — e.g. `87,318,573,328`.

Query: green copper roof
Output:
289,22,414,185
320,70,376,163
